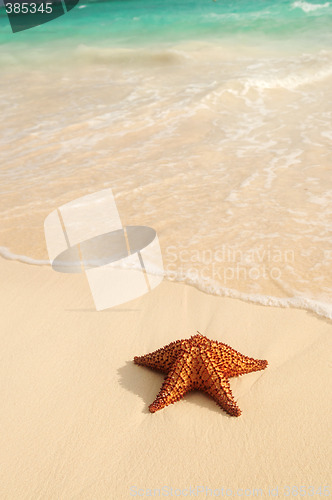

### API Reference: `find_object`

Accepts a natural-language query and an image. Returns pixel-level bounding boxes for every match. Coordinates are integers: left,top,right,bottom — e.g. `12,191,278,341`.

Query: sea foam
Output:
1,246,331,321
0,246,50,266
243,63,332,91
292,1,330,13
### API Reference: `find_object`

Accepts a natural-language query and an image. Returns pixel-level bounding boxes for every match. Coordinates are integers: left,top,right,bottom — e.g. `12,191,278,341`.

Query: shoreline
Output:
1,251,332,322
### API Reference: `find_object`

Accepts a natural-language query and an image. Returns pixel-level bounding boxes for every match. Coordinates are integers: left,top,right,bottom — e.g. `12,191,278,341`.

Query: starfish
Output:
134,332,268,416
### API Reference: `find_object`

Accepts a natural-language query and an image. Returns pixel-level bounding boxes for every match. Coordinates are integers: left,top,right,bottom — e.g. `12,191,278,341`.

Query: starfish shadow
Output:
118,361,233,417
184,391,234,417
118,361,162,414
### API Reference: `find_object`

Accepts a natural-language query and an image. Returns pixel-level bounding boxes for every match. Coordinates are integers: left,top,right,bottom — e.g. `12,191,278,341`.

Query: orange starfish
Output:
134,332,268,416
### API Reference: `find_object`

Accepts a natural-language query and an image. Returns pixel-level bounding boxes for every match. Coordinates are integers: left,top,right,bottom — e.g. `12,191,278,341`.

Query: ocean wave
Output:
165,270,332,321
1,247,331,321
75,45,189,65
0,246,50,266
203,10,272,21
0,44,191,70
292,1,330,13
243,63,332,90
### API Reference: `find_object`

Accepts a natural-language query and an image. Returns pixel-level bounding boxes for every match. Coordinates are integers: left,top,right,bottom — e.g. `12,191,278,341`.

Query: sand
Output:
0,256,331,499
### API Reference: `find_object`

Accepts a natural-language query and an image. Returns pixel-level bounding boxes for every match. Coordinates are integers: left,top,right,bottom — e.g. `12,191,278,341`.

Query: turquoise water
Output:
1,0,332,51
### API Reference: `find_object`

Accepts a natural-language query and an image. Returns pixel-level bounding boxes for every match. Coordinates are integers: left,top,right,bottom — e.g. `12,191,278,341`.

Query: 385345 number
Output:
5,2,53,14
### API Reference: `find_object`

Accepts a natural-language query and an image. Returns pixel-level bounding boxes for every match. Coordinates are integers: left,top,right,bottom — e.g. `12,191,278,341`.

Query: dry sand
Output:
0,256,331,499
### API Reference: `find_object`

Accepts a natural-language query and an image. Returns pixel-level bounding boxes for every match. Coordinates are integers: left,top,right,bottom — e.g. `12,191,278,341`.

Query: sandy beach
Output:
0,255,331,499
1,1,332,497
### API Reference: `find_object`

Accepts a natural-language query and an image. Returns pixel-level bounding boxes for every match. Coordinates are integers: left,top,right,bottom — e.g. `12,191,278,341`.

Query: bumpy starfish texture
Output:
134,333,268,416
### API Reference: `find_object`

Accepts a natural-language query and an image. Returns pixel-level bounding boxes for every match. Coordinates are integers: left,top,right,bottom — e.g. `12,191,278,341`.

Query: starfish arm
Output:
149,352,193,413
199,351,242,416
212,341,268,378
134,339,183,374
225,354,268,378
